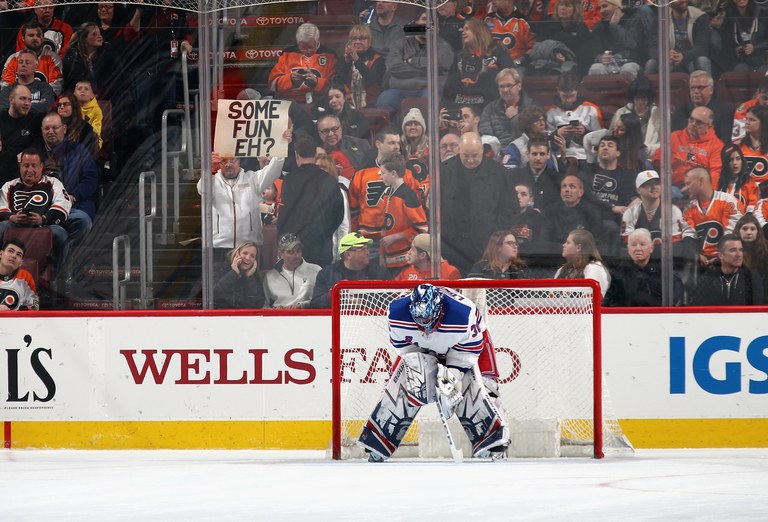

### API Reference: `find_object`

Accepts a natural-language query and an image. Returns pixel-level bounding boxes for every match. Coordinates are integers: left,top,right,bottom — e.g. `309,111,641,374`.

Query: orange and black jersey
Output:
268,44,338,102
382,183,428,269
483,12,535,60
683,191,742,259
738,141,768,185
349,166,422,239
722,179,759,214
394,260,461,281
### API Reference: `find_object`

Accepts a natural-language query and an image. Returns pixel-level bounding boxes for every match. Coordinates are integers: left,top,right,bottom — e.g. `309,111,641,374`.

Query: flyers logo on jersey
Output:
491,31,518,51
364,180,387,208
0,289,19,309
13,190,50,212
695,219,725,250
745,156,768,183
384,212,395,231
592,173,617,192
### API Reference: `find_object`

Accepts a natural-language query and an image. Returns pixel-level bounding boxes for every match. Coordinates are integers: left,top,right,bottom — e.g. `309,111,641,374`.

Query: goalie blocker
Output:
357,284,509,461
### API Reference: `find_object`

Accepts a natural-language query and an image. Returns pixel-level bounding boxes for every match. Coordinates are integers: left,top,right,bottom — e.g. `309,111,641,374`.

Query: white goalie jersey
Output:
387,287,486,371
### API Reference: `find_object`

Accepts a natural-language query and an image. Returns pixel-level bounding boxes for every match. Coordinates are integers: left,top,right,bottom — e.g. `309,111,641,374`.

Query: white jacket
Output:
554,261,611,298
263,259,322,309
610,104,660,158
197,157,284,248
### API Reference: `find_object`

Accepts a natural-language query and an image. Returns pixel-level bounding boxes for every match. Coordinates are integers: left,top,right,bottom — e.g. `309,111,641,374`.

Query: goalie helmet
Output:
409,284,444,332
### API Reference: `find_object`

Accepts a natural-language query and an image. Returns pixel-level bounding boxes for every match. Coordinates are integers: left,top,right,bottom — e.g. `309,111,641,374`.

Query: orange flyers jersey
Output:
381,183,428,269
683,191,742,259
753,198,768,229
723,179,759,214
462,0,489,19
738,142,768,185
483,13,535,60
2,50,63,93
349,166,422,239
394,260,461,281
268,45,338,102
732,98,759,142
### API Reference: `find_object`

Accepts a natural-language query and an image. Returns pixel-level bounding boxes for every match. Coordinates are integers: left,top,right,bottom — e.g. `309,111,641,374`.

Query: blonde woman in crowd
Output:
554,229,611,298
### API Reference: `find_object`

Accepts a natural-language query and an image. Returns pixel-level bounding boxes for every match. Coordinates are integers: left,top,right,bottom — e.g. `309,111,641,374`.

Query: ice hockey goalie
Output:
358,284,509,461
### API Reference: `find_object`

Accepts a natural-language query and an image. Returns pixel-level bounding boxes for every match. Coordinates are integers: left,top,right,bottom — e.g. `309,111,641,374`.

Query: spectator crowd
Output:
5,0,768,309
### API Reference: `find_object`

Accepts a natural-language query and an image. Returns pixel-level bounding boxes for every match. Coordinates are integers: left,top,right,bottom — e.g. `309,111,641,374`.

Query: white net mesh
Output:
333,281,633,459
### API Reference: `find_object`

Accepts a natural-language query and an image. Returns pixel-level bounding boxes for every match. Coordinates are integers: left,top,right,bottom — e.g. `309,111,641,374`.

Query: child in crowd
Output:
379,152,428,275
74,80,102,148
260,182,279,225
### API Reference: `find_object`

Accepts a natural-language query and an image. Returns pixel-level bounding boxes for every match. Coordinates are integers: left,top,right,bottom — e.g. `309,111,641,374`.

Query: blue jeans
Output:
375,88,428,115
64,208,93,250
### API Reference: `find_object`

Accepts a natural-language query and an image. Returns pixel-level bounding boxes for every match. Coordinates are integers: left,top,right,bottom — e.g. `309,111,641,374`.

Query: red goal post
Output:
331,279,632,460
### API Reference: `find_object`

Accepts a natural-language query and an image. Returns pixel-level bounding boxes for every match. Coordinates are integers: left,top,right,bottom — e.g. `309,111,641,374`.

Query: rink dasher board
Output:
1,311,767,449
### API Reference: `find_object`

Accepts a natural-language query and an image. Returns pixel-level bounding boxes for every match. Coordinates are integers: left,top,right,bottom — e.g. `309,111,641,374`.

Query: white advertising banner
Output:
603,312,768,418
1,315,331,421
1,312,766,421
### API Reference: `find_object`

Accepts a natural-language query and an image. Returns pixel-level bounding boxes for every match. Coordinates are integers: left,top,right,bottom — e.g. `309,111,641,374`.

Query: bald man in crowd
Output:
440,132,518,274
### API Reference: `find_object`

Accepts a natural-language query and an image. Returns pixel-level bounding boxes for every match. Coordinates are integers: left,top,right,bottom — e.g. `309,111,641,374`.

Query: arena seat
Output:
522,75,559,107
5,227,53,288
716,71,764,109
578,74,632,126
646,72,689,114
360,107,391,139
318,0,356,16
400,96,428,121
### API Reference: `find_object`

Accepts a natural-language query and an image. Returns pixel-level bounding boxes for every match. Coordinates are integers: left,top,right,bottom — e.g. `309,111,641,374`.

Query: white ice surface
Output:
2,448,767,521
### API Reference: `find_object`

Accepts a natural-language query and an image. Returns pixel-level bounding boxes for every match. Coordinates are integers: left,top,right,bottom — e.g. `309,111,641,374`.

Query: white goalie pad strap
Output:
402,352,439,405
483,376,500,398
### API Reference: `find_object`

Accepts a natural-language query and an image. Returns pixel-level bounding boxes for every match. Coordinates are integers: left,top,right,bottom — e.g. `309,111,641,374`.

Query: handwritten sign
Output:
214,99,290,158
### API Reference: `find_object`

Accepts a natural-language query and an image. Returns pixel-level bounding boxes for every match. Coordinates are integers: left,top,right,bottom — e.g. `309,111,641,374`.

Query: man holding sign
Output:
205,98,293,265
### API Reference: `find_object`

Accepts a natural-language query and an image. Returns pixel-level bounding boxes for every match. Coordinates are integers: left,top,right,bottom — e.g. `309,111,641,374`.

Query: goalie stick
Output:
436,393,463,463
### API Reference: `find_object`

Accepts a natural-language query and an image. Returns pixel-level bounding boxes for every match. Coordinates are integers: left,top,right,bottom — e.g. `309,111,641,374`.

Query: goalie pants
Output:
358,353,509,460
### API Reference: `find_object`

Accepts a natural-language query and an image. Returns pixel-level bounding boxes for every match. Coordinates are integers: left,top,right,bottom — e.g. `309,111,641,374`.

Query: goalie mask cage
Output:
331,279,633,460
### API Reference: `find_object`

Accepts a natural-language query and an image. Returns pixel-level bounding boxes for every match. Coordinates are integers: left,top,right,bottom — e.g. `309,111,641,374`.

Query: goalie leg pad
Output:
402,351,439,405
357,356,424,461
456,370,510,458
483,376,509,426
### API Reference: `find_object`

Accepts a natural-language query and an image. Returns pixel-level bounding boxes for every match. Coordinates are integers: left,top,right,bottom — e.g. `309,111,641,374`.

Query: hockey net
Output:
331,279,633,460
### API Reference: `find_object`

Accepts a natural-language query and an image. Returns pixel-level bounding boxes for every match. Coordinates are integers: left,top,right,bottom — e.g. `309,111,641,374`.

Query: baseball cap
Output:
635,170,660,189
278,233,302,252
339,232,373,254
412,233,431,252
